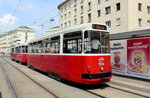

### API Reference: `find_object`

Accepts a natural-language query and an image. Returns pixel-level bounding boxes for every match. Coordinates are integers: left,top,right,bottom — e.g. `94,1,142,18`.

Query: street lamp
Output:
50,18,54,23
41,24,44,36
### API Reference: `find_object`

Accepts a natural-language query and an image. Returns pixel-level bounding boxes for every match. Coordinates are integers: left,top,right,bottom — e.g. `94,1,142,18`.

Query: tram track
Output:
84,90,106,98
83,84,149,98
2,58,59,98
2,58,149,98
4,58,106,98
0,61,17,98
109,85,149,98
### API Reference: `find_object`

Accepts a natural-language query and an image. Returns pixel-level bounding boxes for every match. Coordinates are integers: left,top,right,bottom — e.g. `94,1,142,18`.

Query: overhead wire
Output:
29,0,85,29
30,7,58,26
37,0,88,28
4,0,22,32
12,0,22,16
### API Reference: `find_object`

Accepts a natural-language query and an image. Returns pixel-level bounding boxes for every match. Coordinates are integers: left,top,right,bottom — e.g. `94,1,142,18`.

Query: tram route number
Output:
0,91,2,98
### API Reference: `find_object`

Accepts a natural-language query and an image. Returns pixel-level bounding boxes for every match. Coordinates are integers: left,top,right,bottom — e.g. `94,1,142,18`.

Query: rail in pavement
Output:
109,74,150,94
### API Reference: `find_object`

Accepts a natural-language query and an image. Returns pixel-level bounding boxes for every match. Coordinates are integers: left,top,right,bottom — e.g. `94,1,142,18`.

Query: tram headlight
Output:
100,67,104,71
87,66,91,73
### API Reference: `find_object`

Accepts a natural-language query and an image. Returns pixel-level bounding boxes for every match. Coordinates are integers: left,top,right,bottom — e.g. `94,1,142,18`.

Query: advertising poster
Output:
110,40,127,74
127,38,150,78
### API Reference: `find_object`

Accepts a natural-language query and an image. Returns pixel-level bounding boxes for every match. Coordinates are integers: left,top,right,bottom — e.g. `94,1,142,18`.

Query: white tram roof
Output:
12,43,28,48
28,23,107,43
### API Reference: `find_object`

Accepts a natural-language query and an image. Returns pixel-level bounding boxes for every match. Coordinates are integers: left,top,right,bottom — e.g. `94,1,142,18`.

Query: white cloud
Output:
0,13,18,25
0,13,19,33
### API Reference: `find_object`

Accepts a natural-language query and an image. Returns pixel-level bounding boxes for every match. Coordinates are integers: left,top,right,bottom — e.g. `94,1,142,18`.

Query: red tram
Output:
27,23,111,84
11,44,28,64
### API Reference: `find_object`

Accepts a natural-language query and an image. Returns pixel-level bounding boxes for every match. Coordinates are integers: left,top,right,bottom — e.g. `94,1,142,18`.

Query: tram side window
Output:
26,46,28,53
43,38,51,53
51,36,60,53
22,46,28,53
15,47,17,53
29,43,33,53
36,41,43,53
11,48,14,53
63,31,82,53
16,46,21,53
31,42,37,53
22,46,25,53
19,46,22,53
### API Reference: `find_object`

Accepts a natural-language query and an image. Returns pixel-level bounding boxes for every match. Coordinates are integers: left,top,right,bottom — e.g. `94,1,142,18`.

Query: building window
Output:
138,3,142,11
116,18,121,26
98,0,101,4
69,12,71,17
105,6,111,14
97,10,101,17
64,14,67,19
147,6,150,14
147,20,150,25
69,21,71,26
74,9,77,17
116,3,120,11
74,0,77,7
61,24,63,28
81,0,84,4
61,7,63,12
80,16,83,24
74,18,77,25
106,21,111,27
88,13,91,22
138,18,142,27
61,15,63,20
65,22,67,28
69,2,71,8
88,2,91,11
64,5,67,10
81,6,83,14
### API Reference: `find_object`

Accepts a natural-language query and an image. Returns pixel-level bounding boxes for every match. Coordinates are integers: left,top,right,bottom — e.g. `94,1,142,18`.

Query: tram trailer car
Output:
11,47,15,61
27,23,112,84
11,45,28,64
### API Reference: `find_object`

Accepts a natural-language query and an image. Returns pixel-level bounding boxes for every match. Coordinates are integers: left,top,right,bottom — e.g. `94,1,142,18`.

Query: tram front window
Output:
84,30,110,53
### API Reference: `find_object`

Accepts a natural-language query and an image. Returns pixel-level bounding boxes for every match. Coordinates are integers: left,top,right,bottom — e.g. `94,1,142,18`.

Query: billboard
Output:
110,38,150,80
110,40,127,74
127,38,150,78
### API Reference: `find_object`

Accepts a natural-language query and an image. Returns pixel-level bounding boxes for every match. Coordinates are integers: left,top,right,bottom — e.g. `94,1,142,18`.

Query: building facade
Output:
46,26,60,35
0,26,35,54
58,0,150,33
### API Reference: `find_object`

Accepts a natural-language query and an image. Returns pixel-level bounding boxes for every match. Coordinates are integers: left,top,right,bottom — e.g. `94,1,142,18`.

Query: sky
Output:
0,0,63,38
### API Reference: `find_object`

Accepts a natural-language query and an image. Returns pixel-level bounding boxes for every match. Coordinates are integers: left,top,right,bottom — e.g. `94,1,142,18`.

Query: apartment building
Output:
58,0,150,33
0,26,35,54
46,26,60,35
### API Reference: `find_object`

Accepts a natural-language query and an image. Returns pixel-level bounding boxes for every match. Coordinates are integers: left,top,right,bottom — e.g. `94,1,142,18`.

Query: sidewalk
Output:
0,54,10,57
110,74,150,94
